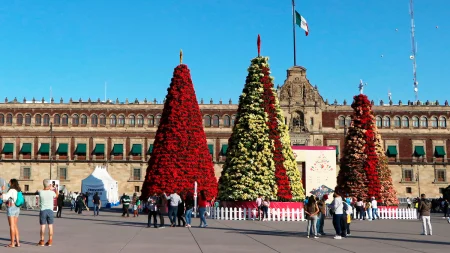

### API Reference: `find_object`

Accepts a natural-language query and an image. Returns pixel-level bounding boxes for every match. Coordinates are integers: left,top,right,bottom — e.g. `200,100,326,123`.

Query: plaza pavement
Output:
0,208,449,253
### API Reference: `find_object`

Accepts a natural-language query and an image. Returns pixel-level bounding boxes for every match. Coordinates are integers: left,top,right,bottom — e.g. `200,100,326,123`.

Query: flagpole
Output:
292,0,297,66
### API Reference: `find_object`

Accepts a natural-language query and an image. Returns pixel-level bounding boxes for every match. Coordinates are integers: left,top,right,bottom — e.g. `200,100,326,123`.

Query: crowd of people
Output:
0,179,448,247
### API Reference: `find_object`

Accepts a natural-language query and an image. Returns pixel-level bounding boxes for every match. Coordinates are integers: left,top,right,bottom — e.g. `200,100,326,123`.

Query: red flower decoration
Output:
141,64,218,199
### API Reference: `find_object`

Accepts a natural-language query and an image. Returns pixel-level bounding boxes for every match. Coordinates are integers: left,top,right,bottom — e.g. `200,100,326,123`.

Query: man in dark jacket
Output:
56,191,64,218
419,194,432,235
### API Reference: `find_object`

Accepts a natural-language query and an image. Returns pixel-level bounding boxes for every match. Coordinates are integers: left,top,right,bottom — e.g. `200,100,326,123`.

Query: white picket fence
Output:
210,207,306,221
209,207,418,221
353,208,418,220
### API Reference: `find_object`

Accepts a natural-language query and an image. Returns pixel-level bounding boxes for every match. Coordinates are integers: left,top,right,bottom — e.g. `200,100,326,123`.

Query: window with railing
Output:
402,116,409,128
118,115,125,126
394,116,401,127
35,114,42,126
21,167,31,180
403,169,413,182
54,114,60,125
72,114,79,126
436,170,446,182
223,115,230,127
439,116,447,128
99,114,106,126
59,167,67,180
62,114,69,126
133,168,141,181
25,114,32,125
137,115,144,127
91,115,98,127
43,114,50,126
81,114,87,125
6,113,13,125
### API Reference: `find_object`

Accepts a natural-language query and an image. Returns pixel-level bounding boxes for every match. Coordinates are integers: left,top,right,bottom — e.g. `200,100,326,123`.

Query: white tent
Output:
81,166,120,208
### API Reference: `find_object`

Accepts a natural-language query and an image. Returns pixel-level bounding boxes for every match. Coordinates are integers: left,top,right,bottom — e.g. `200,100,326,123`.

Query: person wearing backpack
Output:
0,179,23,248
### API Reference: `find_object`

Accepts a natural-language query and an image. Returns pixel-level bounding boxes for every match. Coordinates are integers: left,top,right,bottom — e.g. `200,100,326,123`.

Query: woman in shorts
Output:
0,179,21,248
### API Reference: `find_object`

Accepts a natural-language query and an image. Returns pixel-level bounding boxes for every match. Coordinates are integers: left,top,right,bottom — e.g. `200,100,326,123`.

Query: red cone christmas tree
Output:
337,94,381,200
141,59,218,199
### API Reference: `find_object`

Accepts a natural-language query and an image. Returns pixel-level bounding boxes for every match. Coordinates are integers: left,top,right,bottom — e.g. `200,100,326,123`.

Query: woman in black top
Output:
177,193,186,227
56,191,64,218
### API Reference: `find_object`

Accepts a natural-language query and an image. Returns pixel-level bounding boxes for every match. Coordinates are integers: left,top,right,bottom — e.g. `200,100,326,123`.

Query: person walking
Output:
177,193,186,227
329,191,344,239
198,190,213,228
76,194,84,214
443,199,449,218
342,200,353,237
147,193,158,228
132,193,139,217
305,195,319,239
255,195,263,221
419,194,432,235
184,192,194,228
261,197,270,221
92,192,101,216
120,193,131,217
371,197,380,220
0,179,22,248
355,197,365,220
164,190,181,227
37,179,58,247
157,193,166,228
316,194,328,235
56,191,64,218
365,199,372,220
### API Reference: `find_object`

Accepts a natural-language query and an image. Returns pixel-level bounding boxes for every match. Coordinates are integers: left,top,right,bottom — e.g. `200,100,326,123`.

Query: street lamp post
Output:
416,165,421,197
50,122,53,180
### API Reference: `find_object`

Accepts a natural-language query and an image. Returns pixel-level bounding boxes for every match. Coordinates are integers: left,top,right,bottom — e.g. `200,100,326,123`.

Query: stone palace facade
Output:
0,66,448,199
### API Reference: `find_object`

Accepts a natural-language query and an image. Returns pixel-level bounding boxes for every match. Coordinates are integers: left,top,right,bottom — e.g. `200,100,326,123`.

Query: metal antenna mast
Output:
409,0,418,102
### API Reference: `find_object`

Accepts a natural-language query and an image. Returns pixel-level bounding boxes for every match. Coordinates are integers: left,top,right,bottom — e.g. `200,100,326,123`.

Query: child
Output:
345,201,353,236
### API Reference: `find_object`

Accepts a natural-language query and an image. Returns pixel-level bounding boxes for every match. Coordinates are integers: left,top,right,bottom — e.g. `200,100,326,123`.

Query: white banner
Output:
292,147,336,203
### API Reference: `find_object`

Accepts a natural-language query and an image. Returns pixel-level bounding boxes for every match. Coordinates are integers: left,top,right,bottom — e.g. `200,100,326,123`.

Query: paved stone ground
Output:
0,208,449,253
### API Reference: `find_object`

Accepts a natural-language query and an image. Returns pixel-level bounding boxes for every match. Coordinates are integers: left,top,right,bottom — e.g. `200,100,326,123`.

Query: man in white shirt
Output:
164,190,181,227
371,197,380,220
37,179,58,247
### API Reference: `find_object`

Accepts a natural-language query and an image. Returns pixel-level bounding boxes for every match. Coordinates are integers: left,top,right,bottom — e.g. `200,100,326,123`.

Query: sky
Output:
0,0,449,104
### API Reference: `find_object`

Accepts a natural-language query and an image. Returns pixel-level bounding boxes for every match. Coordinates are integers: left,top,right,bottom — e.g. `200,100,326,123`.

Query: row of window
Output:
338,115,448,128
333,145,446,159
1,142,229,158
384,145,446,158
402,168,447,183
19,166,141,182
17,166,143,193
0,113,237,128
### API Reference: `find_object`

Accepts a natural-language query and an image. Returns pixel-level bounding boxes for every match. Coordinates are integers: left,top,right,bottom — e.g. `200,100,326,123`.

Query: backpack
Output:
15,191,24,207
343,202,348,213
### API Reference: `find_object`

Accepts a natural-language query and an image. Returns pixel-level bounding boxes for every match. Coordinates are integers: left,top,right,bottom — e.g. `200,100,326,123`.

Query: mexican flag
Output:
295,11,309,36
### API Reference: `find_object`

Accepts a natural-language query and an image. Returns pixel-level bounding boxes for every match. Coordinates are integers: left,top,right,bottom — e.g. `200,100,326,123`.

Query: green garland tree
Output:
218,36,304,201
218,57,277,201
